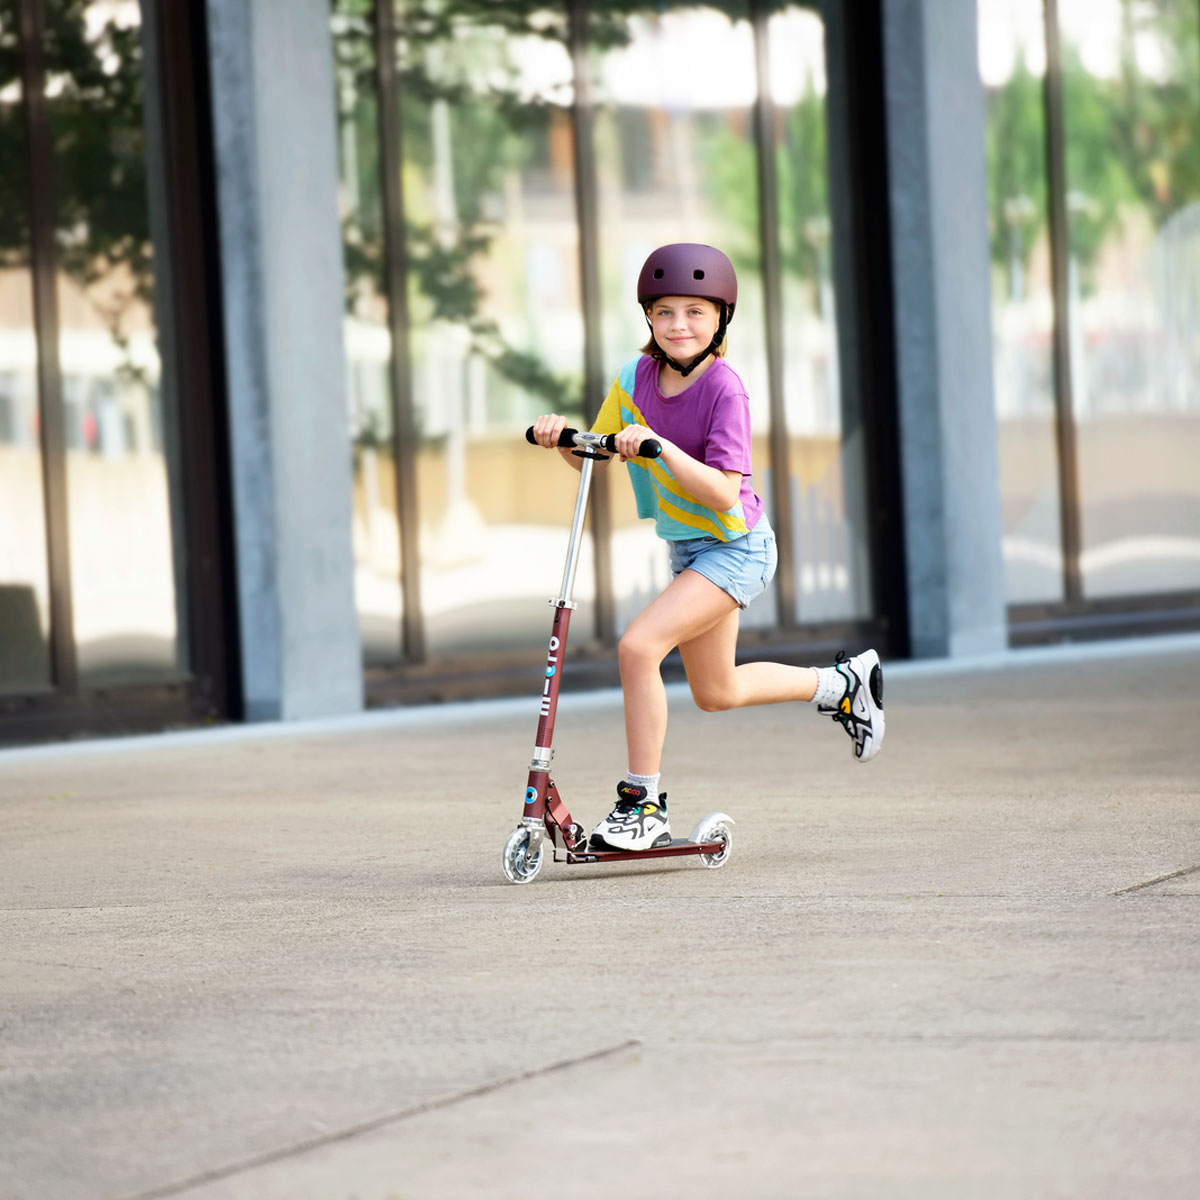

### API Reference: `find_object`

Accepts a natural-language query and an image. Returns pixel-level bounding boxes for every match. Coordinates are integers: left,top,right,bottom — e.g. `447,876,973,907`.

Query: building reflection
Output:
332,0,868,670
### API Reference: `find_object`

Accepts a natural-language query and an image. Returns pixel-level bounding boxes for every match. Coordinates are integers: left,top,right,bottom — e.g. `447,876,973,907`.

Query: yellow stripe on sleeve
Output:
591,379,629,436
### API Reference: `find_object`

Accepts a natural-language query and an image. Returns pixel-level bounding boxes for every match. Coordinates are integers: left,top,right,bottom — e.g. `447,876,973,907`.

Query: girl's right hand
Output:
531,413,570,449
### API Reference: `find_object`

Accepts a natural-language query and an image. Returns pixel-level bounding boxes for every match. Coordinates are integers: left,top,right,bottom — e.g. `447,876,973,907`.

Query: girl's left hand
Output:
614,423,668,462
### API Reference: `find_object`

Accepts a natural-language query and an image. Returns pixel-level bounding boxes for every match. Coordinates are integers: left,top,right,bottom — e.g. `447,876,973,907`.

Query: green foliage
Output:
985,0,1200,288
333,1,805,418
47,8,153,313
0,0,153,333
777,93,831,280
1109,0,1200,221
1060,43,1141,271
0,2,32,263
985,58,1048,270
335,0,589,412
695,120,760,272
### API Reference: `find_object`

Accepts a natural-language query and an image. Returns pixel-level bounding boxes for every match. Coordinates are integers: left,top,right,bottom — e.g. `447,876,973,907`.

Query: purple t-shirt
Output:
593,354,764,541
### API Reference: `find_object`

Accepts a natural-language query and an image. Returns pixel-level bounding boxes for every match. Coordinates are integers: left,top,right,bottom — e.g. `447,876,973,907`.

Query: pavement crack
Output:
118,1038,640,1200
1112,864,1200,896
2,957,106,971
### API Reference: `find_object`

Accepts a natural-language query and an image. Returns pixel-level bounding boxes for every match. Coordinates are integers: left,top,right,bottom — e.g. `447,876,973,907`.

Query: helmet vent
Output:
653,268,664,279
693,269,705,279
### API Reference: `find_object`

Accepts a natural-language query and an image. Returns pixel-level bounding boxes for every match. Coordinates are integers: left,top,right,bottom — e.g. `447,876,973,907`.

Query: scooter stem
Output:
523,449,598,825
557,454,595,607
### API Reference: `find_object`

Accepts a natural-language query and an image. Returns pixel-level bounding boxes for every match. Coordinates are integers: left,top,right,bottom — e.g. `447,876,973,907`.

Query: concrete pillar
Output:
206,0,362,720
882,0,1008,658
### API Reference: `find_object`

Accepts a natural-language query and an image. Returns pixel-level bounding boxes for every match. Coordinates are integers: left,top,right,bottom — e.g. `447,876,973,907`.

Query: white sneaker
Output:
588,783,672,851
818,649,885,762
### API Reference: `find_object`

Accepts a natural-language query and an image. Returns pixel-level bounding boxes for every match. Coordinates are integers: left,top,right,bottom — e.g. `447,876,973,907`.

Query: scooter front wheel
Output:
502,826,544,884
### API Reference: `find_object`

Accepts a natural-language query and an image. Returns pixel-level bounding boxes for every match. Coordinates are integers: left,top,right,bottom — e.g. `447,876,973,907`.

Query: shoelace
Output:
610,796,667,824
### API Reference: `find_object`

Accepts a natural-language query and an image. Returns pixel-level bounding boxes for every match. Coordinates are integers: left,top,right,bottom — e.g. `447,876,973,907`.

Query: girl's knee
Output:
618,628,662,673
690,681,734,713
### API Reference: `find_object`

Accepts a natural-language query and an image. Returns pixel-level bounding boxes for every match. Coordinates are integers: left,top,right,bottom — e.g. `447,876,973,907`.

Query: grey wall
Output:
883,0,1008,658
206,0,362,720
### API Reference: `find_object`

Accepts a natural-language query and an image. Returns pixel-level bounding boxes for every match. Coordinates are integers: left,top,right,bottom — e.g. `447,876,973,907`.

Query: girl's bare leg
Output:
678,604,819,712
619,568,825,773
618,569,740,775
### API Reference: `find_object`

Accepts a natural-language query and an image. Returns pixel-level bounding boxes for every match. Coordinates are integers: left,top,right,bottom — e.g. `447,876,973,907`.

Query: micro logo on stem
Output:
540,635,560,716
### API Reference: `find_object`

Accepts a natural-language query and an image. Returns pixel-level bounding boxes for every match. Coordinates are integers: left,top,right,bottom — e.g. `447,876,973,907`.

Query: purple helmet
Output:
637,243,737,319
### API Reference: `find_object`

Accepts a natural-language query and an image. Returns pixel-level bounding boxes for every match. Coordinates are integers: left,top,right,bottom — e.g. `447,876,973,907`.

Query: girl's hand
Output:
614,423,668,462
531,413,570,449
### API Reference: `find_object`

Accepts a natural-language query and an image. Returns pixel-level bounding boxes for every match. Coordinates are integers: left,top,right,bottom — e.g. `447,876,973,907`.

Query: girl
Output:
531,243,884,852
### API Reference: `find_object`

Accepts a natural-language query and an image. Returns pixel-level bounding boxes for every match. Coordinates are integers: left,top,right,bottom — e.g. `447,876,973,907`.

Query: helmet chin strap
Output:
646,305,729,378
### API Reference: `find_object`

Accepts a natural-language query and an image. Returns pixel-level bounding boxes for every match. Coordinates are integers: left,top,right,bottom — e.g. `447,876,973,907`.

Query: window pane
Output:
589,2,771,629
589,2,870,630
772,4,871,623
332,2,404,664
979,0,1066,604
46,0,186,684
400,2,588,656
1059,0,1200,597
0,4,52,694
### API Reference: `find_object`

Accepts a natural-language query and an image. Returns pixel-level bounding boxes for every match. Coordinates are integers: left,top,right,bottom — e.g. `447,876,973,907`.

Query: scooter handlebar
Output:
525,426,662,460
525,425,578,448
600,432,663,460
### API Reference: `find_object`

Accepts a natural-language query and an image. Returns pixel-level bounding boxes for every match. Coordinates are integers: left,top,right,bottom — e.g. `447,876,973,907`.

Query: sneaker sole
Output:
855,651,885,762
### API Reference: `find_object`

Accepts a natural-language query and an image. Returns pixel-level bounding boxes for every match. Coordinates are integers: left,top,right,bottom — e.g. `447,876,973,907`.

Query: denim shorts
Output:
667,520,777,609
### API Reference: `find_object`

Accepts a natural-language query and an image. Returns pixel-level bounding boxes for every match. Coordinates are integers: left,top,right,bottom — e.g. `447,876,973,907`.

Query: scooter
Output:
500,426,735,884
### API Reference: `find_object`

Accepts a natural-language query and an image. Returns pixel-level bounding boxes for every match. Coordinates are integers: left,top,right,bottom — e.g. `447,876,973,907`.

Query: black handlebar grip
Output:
525,425,580,447
524,426,661,459
600,433,662,460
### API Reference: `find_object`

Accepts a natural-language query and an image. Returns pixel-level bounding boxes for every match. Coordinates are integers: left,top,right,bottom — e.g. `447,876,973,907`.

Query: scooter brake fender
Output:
687,811,735,843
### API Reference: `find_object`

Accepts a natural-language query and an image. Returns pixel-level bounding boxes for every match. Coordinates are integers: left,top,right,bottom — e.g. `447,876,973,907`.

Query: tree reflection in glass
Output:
44,0,184,683
979,0,1066,604
336,0,591,661
588,1,863,629
0,0,53,693
1057,0,1200,598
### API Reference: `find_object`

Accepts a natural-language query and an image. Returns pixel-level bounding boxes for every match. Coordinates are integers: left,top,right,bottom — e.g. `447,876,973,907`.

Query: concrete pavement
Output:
2,635,1199,1199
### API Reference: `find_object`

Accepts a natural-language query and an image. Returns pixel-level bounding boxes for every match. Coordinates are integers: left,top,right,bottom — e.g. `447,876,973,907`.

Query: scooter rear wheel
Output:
502,826,544,884
692,817,734,869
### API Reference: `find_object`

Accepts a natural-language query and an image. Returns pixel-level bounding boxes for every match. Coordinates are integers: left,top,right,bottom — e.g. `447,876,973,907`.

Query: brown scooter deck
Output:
561,838,726,865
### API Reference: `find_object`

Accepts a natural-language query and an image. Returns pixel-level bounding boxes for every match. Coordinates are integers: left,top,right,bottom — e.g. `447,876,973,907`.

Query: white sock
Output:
810,664,846,708
626,770,661,800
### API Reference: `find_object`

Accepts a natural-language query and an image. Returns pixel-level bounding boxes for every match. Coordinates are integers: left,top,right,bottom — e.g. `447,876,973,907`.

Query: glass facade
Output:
4,0,1198,743
0,0,52,694
332,1,404,663
1,0,212,741
981,0,1200,608
585,1,868,633
770,3,871,626
333,0,874,674
398,2,589,658
45,0,184,684
1057,0,1200,598
979,0,1066,604
589,1,770,629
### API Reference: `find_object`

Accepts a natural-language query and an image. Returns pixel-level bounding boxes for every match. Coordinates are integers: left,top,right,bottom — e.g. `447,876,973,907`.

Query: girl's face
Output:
647,296,721,363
